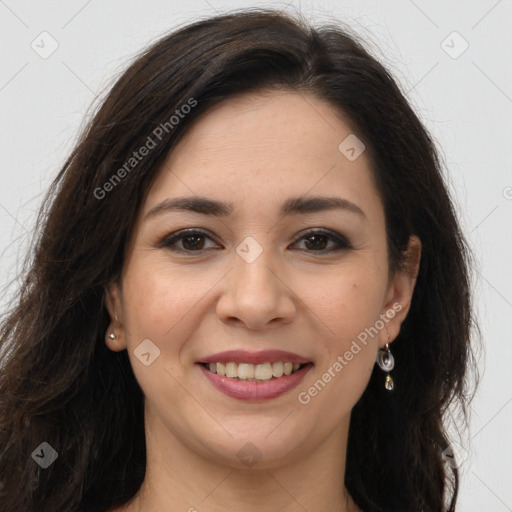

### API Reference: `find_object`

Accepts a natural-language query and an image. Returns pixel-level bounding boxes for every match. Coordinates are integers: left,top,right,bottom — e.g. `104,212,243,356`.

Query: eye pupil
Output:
182,234,204,250
304,234,328,251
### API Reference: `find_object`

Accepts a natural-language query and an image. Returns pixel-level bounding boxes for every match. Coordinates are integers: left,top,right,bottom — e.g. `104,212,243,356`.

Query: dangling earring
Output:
376,331,395,391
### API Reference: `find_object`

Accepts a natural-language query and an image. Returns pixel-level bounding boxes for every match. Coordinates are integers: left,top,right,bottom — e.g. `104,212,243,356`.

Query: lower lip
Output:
198,363,313,402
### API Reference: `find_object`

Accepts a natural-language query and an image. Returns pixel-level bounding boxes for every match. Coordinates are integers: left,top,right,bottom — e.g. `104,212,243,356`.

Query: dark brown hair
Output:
0,8,478,512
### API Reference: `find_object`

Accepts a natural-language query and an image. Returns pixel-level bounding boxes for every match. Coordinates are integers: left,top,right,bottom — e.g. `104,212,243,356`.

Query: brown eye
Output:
181,233,206,250
292,229,352,252
157,228,351,254
157,229,220,253
303,234,329,251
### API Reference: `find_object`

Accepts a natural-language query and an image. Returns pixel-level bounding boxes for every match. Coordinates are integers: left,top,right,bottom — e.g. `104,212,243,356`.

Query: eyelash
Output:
156,228,353,254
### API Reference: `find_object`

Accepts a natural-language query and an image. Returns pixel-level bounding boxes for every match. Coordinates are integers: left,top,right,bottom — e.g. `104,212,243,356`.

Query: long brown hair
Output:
0,9,478,512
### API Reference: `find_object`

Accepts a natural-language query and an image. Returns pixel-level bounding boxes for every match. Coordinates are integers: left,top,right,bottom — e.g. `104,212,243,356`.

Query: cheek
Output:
292,270,384,430
304,263,387,340
119,260,210,401
297,261,387,389
122,259,211,342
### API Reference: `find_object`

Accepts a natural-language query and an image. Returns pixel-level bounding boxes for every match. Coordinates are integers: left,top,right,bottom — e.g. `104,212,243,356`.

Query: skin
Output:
105,90,421,512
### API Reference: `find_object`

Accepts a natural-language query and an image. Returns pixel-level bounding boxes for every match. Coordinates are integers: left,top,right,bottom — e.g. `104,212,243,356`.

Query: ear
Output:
104,281,127,352
380,235,422,347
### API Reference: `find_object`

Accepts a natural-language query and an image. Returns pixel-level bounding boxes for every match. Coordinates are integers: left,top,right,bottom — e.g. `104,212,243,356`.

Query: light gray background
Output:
1,1,511,510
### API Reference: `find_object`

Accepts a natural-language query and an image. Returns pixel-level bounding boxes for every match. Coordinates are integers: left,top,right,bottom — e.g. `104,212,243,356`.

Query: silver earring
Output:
376,333,394,391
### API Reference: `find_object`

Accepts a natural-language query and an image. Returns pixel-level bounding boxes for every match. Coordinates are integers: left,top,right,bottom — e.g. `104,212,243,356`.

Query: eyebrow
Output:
145,195,366,220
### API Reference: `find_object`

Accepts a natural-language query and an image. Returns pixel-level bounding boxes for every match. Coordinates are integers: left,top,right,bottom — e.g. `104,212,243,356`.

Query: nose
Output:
216,247,297,330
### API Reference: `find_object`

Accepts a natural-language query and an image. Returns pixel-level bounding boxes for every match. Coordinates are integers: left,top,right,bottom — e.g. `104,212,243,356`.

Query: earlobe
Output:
105,330,126,352
104,281,127,352
381,235,422,346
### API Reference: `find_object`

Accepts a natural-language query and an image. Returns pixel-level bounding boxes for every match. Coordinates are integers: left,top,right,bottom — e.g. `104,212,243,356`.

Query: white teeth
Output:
205,361,305,380
225,362,238,378
238,363,255,380
254,362,273,380
272,361,284,377
216,362,226,376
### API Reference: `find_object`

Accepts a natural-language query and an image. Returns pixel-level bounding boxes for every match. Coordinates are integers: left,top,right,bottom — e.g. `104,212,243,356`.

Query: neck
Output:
121,405,360,512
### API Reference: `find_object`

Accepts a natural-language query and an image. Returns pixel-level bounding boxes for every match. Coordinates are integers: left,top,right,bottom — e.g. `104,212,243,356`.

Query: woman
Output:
0,9,478,512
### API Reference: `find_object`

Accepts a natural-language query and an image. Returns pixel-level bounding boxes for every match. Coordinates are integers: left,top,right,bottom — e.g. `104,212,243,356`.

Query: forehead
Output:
142,91,381,221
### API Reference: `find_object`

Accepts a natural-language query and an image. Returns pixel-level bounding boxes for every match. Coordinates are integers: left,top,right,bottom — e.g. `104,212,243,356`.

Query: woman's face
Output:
106,90,419,469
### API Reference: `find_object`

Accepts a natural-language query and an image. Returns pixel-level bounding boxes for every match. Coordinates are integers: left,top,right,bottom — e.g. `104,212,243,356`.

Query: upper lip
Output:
198,349,311,365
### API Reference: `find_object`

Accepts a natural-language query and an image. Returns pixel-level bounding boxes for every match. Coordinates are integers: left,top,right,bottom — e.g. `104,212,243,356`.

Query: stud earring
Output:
108,311,119,341
376,331,395,391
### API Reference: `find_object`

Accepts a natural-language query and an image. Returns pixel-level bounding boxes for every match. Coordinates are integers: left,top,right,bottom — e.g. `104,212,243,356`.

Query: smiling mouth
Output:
200,361,309,382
